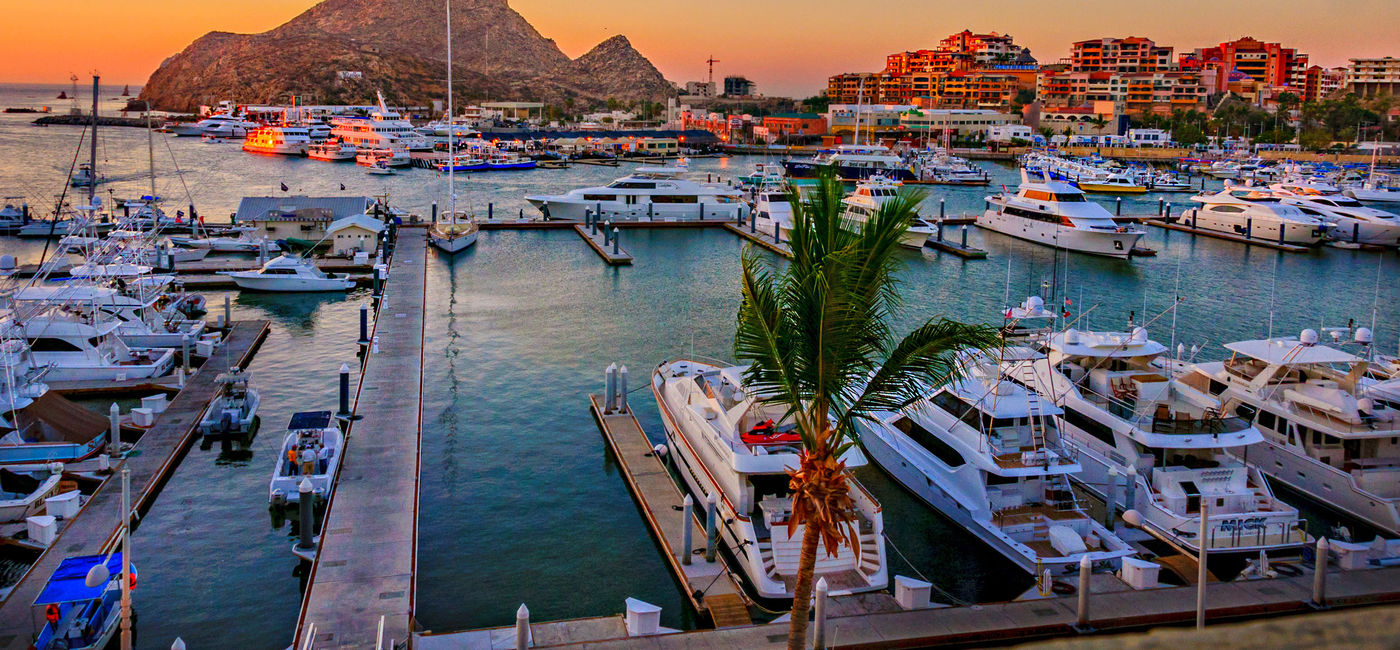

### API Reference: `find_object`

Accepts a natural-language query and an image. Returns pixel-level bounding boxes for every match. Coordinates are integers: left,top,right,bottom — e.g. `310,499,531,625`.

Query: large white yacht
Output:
3,314,174,382
526,167,745,221
857,348,1136,574
329,93,431,151
1276,195,1400,247
242,126,312,156
170,112,259,138
1184,329,1400,536
977,172,1145,258
840,177,935,248
1180,186,1331,246
1005,326,1309,556
651,358,888,600
220,255,354,292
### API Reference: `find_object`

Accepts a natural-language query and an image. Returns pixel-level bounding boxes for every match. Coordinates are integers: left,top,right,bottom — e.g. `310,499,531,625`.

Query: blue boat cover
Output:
34,553,123,605
289,411,332,430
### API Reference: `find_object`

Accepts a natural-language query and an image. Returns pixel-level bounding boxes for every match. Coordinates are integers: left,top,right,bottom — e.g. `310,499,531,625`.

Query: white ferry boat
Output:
977,172,1145,258
242,126,311,156
329,92,431,151
526,167,745,221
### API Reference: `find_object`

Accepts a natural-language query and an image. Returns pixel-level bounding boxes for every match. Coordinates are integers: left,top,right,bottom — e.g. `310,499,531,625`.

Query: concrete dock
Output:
294,227,427,649
575,225,634,265
723,222,792,259
589,394,751,628
0,320,270,646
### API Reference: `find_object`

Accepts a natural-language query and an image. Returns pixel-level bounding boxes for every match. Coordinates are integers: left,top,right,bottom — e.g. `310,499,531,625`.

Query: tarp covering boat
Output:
34,553,125,605
0,468,41,494
0,392,109,446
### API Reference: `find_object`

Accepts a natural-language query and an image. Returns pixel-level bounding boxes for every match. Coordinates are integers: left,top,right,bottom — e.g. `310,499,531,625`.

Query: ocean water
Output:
0,83,1397,648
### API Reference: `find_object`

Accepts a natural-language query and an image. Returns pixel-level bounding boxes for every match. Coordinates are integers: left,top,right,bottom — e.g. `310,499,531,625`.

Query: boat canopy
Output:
34,553,125,605
1049,329,1168,358
288,411,333,431
1224,339,1361,366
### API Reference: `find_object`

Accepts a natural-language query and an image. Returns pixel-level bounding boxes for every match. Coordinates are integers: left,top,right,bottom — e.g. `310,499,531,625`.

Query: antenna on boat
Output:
445,0,455,224
1266,253,1280,339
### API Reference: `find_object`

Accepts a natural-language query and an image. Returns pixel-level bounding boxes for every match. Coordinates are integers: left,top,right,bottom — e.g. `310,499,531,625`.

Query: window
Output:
892,416,966,467
1062,407,1117,447
30,337,83,352
581,194,616,202
1211,205,1246,213
1257,410,1276,430
650,195,698,204
1208,379,1227,396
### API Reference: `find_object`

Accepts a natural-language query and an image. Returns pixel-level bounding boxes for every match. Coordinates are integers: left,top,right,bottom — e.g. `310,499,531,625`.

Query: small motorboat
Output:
268,411,343,506
367,160,397,176
0,468,64,523
69,163,101,188
198,368,260,439
219,255,354,292
32,553,135,650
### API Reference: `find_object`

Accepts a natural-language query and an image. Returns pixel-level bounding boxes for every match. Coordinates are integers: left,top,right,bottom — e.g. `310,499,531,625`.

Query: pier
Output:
294,227,427,649
588,394,752,628
575,224,634,265
0,320,270,646
926,220,988,258
1144,216,1312,252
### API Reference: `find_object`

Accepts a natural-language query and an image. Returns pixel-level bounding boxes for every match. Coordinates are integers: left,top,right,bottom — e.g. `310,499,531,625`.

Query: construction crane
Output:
706,55,720,84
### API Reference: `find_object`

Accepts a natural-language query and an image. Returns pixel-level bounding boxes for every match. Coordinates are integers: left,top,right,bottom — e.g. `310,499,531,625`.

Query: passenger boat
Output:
525,166,745,221
31,554,134,650
437,154,486,172
977,171,1145,258
485,151,537,171
1184,329,1400,536
268,411,343,506
330,92,432,151
651,358,888,600
857,348,1136,574
219,255,355,292
1005,326,1309,557
198,368,260,438
242,126,311,156
429,213,478,253
5,314,174,382
840,177,935,248
306,139,357,162
782,145,915,182
1179,186,1332,246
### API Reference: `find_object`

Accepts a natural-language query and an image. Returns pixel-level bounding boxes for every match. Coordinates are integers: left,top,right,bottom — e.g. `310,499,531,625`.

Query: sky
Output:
0,0,1396,98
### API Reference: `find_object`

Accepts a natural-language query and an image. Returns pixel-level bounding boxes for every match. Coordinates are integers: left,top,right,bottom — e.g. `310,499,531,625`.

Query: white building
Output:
1346,57,1400,98
988,124,1033,142
1128,128,1171,147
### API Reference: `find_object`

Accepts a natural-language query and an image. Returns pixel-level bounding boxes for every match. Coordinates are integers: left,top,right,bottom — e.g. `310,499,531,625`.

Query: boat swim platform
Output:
0,319,270,648
588,394,753,629
1142,217,1312,252
575,225,634,265
526,563,1400,649
294,227,427,649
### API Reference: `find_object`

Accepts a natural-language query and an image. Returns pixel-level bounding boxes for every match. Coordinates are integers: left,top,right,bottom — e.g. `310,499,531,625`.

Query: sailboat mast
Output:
89,74,99,205
446,0,455,220
146,109,156,199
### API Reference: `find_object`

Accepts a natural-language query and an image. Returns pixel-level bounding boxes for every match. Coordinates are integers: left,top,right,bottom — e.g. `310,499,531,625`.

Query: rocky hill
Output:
140,0,674,112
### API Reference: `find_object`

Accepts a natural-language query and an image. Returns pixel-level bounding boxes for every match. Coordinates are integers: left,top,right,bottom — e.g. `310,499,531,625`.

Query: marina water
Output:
0,84,1397,647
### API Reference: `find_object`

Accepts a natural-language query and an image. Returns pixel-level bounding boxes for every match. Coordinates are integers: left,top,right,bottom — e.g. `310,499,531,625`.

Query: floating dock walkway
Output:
1144,215,1311,252
723,222,791,258
295,227,427,649
589,394,752,628
0,320,271,646
575,224,634,265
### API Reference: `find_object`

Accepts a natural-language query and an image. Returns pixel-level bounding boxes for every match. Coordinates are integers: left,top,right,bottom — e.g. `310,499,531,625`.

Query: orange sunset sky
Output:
0,0,1396,97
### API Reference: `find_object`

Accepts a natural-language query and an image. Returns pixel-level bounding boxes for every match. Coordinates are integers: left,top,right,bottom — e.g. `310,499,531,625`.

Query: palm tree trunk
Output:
786,519,823,650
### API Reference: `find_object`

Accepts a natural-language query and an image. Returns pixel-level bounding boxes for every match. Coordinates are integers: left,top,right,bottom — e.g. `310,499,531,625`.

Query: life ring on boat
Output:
1050,580,1077,596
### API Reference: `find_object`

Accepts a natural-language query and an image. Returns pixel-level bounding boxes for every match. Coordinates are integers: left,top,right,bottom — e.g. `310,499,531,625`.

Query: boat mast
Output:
146,108,156,201
89,74,99,206
445,0,455,222
853,79,864,147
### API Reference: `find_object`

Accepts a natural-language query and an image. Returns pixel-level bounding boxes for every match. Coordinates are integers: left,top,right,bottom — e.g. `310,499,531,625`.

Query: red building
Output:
761,113,827,136
1179,37,1308,95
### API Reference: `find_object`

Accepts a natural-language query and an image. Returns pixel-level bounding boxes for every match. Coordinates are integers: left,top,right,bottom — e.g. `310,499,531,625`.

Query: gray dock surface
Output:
575,225,634,265
0,320,270,648
723,222,792,259
294,228,427,649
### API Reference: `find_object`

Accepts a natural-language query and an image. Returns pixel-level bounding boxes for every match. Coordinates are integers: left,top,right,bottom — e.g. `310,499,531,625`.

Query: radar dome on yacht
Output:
1300,328,1319,345
1131,327,1148,342
1025,296,1044,311
1064,328,1080,345
0,255,13,270
1355,327,1374,345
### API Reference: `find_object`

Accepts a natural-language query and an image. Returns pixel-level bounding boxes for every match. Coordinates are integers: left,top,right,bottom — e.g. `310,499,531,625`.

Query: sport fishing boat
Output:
307,139,358,162
737,162,787,188
651,358,888,600
750,182,794,238
1180,186,1332,246
856,348,1136,574
0,199,27,233
1184,329,1400,536
4,314,174,382
12,286,206,349
219,255,355,292
31,554,134,650
782,145,915,182
840,177,934,248
242,125,311,156
429,213,478,253
68,163,100,188
526,167,745,221
198,368,259,438
1005,326,1309,557
169,226,275,253
268,411,343,506
977,171,1145,258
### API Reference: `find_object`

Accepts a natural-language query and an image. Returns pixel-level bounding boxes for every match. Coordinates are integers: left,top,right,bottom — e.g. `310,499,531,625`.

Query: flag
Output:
280,182,289,192
340,183,346,191
1064,297,1073,306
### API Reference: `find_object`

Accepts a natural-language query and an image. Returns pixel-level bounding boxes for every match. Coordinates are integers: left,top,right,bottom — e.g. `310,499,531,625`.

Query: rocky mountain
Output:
140,0,674,113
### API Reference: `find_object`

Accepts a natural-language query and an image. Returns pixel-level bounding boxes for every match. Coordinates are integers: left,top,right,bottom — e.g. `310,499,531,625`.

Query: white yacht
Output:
0,200,27,233
242,126,312,156
4,314,174,382
219,255,355,292
651,358,888,600
857,348,1136,574
170,112,259,137
330,93,431,151
1181,186,1332,246
169,226,276,253
1343,182,1400,204
1276,195,1400,247
12,286,206,349
750,183,794,239
355,148,411,168
977,172,1145,258
526,167,745,221
1005,326,1309,556
307,139,358,162
1184,330,1400,536
782,145,915,182
268,411,343,506
840,178,934,248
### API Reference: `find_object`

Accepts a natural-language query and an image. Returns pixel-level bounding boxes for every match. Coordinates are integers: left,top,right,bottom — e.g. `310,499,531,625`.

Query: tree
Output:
1088,116,1109,132
734,172,1000,650
1299,128,1333,151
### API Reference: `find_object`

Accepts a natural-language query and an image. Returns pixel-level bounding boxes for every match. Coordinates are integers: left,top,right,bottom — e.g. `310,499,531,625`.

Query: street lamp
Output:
85,467,133,650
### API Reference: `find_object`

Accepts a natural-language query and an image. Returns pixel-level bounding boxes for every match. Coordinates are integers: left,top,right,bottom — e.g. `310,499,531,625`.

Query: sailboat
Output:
428,0,478,255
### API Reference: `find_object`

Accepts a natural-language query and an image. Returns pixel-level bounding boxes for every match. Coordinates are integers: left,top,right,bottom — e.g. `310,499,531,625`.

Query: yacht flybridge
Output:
977,172,1145,258
857,349,1136,574
1004,326,1309,557
840,177,934,248
651,358,888,600
1184,330,1400,536
526,167,744,222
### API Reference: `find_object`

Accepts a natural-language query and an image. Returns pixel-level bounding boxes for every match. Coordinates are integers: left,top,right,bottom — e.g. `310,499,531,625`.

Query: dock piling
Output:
612,228,620,255
961,225,969,248
1105,469,1120,527
939,199,946,220
431,202,437,224
681,495,694,566
1313,537,1330,608
488,203,493,220
182,333,191,373
358,303,370,346
1157,198,1164,216
1197,501,1209,629
297,478,315,552
1075,555,1092,631
1124,466,1137,517
223,295,231,329
749,212,756,234
604,364,618,415
1278,226,1286,245
109,403,120,448
704,492,718,562
516,604,531,650
814,577,829,649
337,363,351,419
1165,202,1172,219
1246,217,1253,239
1116,197,1122,216
616,365,628,412
648,203,654,221
176,367,185,389
774,220,781,244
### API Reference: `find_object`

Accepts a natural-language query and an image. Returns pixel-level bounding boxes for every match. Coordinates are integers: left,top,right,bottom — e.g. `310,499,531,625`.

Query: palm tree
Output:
734,172,1001,649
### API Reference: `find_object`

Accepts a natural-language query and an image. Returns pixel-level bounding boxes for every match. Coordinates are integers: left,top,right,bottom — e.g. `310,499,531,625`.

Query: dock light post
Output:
612,228,620,255
84,468,134,650
1197,501,1209,630
681,495,694,565
704,492,718,562
1312,537,1330,609
182,333,191,374
939,198,946,220
515,604,531,650
359,303,370,346
1115,197,1122,216
814,577,829,649
1075,555,1092,631
337,363,352,420
297,478,316,552
960,225,968,248
109,403,120,450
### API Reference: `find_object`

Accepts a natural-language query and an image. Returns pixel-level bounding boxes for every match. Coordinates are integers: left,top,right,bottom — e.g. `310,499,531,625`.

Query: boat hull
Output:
526,197,745,222
226,275,354,292
430,231,478,253
1230,441,1400,537
1175,209,1329,245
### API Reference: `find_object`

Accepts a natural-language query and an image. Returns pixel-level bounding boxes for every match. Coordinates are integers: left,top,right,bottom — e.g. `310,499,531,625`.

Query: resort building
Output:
897,109,1021,138
1069,37,1175,73
1036,70,1207,115
1345,57,1400,98
1178,37,1309,95
760,113,827,137
827,30,1036,108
